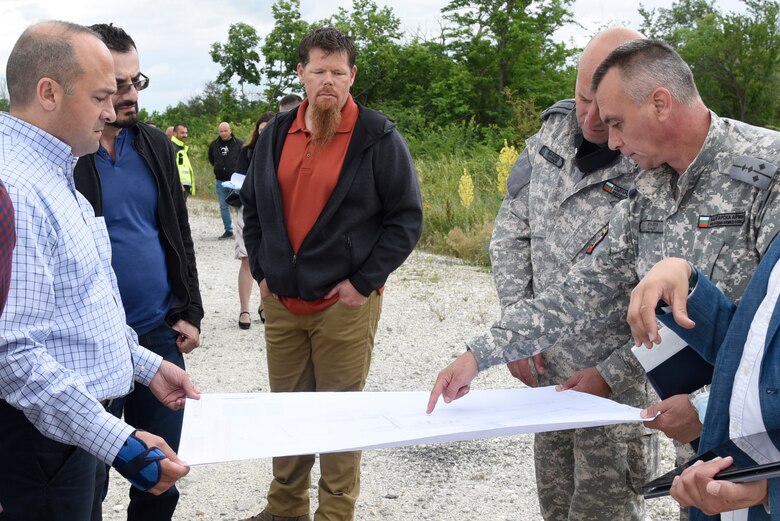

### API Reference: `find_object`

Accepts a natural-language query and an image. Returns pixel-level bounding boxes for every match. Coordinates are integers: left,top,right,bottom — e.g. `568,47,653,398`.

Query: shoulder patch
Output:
729,155,778,190
506,149,532,198
540,99,575,122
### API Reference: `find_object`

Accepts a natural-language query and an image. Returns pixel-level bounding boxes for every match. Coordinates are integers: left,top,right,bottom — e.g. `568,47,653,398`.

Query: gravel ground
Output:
103,199,681,520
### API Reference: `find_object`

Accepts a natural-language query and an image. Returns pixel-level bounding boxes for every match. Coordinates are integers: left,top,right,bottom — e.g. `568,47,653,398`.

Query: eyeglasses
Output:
115,73,149,95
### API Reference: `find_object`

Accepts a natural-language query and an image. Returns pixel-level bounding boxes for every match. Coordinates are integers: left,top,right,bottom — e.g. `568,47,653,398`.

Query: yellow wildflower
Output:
495,139,519,195
458,168,474,209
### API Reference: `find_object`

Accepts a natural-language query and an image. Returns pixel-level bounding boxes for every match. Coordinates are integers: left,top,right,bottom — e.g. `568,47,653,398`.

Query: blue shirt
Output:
96,127,172,335
0,113,161,464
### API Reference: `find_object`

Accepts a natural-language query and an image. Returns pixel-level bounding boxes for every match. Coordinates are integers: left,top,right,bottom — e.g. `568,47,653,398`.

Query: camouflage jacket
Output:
472,111,780,397
490,102,645,404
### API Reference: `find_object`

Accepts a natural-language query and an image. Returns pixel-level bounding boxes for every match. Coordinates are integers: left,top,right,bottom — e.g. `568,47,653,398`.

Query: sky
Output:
0,0,748,113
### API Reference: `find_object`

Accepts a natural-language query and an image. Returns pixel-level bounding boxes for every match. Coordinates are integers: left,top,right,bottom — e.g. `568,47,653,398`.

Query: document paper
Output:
178,386,644,465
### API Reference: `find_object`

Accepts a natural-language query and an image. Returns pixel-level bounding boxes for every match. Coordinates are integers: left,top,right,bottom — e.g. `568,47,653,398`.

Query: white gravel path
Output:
102,199,681,520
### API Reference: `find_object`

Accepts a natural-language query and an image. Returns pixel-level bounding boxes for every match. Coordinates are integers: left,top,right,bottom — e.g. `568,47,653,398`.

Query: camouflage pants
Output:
534,425,659,521
673,439,697,521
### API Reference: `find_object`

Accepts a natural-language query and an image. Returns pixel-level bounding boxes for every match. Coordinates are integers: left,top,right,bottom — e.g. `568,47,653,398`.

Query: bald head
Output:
218,122,232,140
576,27,645,144
6,21,100,110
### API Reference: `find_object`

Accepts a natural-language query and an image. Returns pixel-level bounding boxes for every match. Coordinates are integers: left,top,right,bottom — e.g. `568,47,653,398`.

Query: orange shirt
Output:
277,95,359,315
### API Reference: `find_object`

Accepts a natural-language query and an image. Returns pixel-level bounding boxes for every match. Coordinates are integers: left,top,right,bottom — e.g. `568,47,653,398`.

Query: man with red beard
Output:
240,27,423,521
73,23,203,521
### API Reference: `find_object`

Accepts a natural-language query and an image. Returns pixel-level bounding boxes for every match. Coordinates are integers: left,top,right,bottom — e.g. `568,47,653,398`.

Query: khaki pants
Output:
262,292,382,521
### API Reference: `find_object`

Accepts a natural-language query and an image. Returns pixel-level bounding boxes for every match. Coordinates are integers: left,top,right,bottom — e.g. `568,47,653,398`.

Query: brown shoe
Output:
240,510,310,521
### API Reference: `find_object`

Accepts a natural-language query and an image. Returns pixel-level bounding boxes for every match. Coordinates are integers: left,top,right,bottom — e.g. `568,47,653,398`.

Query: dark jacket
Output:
74,123,204,330
661,238,780,521
208,135,244,181
240,103,423,299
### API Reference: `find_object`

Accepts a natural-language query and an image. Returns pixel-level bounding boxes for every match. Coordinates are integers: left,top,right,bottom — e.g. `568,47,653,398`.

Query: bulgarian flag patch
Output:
697,212,745,228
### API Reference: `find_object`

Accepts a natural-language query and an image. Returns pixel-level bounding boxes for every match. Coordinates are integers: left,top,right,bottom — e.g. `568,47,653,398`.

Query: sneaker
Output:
219,231,234,239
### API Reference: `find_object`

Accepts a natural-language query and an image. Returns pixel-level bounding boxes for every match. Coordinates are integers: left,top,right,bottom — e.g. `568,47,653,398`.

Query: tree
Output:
441,0,576,126
321,0,404,106
641,0,780,126
639,0,718,46
210,23,262,100
261,0,310,103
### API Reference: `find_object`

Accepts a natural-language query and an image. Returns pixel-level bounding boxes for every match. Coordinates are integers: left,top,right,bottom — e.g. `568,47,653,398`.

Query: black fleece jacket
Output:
240,102,423,300
74,123,204,330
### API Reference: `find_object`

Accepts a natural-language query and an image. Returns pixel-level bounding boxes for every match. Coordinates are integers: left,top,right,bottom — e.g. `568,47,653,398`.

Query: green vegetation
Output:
3,1,775,266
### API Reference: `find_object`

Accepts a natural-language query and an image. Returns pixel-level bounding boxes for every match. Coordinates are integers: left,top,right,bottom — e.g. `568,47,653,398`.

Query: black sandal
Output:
238,311,251,329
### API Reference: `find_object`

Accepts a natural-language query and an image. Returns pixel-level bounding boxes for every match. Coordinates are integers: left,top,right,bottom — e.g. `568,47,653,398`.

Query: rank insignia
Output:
729,156,777,190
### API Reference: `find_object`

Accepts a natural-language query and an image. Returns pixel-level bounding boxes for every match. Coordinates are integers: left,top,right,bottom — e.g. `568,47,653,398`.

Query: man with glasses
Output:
73,23,203,521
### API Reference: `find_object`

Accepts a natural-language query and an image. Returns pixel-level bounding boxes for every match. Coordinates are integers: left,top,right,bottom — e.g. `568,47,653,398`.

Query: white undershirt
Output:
723,259,780,520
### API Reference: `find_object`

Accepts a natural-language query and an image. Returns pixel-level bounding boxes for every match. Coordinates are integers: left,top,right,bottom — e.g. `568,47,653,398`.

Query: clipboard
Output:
643,431,780,499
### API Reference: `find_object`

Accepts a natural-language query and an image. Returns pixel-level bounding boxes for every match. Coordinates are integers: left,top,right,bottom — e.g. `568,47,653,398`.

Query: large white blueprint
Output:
178,386,645,465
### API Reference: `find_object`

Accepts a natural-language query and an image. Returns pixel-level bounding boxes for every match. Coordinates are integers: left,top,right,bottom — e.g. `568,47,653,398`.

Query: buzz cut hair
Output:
591,39,699,106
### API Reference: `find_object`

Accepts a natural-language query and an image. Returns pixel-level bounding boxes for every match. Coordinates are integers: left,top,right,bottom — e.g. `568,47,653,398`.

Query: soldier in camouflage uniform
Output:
428,39,780,519
489,28,656,521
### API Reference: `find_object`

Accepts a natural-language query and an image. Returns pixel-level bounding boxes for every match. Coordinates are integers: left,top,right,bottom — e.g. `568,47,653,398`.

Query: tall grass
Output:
415,150,505,266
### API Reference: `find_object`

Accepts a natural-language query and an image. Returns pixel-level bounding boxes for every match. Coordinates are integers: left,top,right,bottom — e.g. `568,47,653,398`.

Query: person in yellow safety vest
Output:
170,123,195,199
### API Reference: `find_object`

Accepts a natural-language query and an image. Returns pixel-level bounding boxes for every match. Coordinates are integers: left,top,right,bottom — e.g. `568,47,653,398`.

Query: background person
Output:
233,110,275,329
208,121,243,240
171,123,194,199
279,93,303,112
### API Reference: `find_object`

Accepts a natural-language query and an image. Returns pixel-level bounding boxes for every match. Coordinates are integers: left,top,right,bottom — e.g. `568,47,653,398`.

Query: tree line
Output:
136,0,778,158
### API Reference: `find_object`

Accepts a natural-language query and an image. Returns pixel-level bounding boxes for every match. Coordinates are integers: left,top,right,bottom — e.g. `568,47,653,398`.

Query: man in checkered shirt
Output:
0,21,199,521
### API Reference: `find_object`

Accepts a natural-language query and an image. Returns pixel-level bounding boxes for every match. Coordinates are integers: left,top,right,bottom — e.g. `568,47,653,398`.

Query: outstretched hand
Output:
426,351,479,413
149,360,200,410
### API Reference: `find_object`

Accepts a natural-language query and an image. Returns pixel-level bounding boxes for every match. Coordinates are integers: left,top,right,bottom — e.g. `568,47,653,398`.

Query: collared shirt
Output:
277,95,359,315
730,257,780,464
96,127,172,335
0,113,161,464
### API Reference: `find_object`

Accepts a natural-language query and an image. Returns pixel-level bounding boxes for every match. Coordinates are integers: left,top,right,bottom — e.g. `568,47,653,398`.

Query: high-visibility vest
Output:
171,136,195,195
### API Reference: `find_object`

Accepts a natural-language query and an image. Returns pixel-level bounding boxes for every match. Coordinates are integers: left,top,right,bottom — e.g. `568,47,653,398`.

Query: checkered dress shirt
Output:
0,113,162,463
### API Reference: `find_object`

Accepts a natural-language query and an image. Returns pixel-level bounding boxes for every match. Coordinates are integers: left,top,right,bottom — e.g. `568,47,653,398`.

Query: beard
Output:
109,100,139,129
309,94,341,144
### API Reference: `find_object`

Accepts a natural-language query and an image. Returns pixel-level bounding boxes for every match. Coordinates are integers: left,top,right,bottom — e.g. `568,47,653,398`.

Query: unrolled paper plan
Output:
178,386,646,465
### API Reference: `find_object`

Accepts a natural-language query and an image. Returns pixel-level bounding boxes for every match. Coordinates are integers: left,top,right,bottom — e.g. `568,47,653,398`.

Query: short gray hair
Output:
591,39,699,106
6,21,96,109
